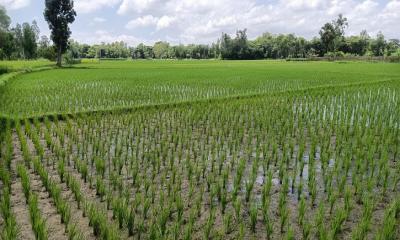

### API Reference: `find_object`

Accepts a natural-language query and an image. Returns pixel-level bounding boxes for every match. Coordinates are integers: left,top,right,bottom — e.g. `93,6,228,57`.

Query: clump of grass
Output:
351,195,375,240
28,194,48,240
250,203,258,233
17,164,31,202
330,208,347,239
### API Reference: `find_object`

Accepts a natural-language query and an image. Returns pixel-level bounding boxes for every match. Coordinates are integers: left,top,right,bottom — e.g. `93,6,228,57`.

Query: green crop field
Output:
1,60,400,118
0,60,399,240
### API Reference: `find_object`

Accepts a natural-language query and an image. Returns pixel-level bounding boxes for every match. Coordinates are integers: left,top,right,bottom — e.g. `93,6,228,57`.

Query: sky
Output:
1,0,399,46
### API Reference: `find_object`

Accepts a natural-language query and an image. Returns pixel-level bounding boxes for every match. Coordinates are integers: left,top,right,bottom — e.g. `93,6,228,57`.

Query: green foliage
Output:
44,0,76,66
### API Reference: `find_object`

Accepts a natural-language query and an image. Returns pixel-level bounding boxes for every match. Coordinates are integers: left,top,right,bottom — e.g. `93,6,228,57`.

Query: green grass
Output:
1,60,399,118
0,59,53,72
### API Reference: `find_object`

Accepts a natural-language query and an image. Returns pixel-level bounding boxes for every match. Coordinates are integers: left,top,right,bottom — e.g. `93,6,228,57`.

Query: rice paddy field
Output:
0,60,399,240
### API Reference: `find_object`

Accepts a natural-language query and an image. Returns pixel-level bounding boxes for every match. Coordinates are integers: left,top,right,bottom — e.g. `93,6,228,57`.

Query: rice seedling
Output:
127,205,135,236
330,208,348,239
351,195,375,240
375,202,397,240
67,224,84,240
249,202,258,233
0,186,19,240
28,194,48,240
17,164,31,202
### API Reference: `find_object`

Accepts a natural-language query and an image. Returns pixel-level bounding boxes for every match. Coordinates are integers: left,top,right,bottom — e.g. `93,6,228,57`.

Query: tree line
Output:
1,5,399,61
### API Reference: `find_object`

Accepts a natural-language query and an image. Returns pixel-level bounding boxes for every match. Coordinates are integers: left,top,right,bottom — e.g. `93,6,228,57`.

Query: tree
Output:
319,14,348,55
344,31,369,56
172,45,186,59
319,23,336,53
233,29,250,59
219,33,233,59
370,32,386,57
67,39,81,58
137,44,154,59
0,5,14,59
333,14,348,38
22,21,40,59
153,41,170,59
219,30,252,60
38,35,56,60
0,5,10,31
386,39,400,56
12,24,24,58
86,45,98,58
44,0,76,66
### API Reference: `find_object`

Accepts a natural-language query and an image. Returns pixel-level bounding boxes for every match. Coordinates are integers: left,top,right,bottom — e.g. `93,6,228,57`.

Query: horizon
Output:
1,0,399,46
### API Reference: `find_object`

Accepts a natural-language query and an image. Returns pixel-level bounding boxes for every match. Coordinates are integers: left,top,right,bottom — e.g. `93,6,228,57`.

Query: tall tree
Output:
44,0,76,66
22,21,40,59
153,41,170,59
319,14,348,54
386,39,400,56
0,5,10,31
370,32,386,57
319,22,336,53
219,33,233,59
234,29,250,59
0,5,13,59
12,24,24,58
38,35,56,60
333,14,348,38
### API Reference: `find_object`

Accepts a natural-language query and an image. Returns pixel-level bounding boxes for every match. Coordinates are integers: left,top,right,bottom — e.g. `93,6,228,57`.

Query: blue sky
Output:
1,0,399,46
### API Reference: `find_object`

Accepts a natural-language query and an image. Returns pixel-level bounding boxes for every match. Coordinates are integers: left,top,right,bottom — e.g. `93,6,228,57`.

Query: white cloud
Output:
5,0,399,46
285,0,325,10
353,0,379,15
75,0,121,14
156,15,176,30
380,0,400,19
93,17,106,23
118,0,161,15
0,0,30,10
125,15,176,30
126,15,158,29
71,0,400,44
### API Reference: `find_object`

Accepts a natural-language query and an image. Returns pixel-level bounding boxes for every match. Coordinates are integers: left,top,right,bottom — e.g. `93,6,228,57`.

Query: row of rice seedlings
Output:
37,119,121,240
0,182,19,239
20,124,86,240
17,164,48,240
15,122,32,169
57,116,212,238
0,121,19,239
1,119,14,169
